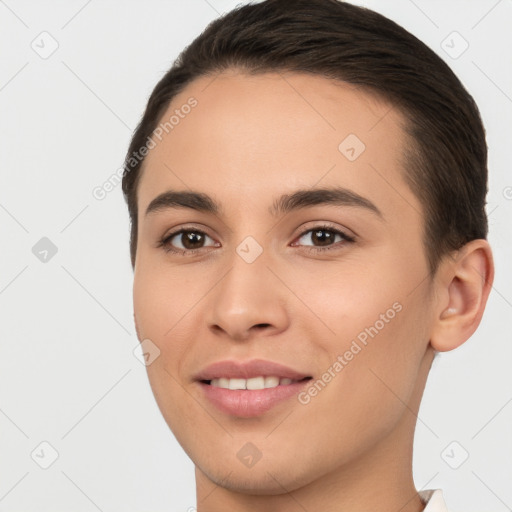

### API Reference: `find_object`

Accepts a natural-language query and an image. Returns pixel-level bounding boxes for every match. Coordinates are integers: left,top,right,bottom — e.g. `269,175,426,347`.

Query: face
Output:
133,70,436,494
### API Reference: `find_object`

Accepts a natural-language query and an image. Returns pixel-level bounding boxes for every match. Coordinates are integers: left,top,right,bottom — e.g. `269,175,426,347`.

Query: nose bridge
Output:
206,237,289,339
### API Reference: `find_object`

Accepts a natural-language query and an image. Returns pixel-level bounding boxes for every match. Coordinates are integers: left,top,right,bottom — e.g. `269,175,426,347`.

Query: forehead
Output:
137,70,420,223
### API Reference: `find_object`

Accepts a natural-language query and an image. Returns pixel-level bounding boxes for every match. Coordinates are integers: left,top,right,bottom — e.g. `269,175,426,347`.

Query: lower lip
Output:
198,379,311,418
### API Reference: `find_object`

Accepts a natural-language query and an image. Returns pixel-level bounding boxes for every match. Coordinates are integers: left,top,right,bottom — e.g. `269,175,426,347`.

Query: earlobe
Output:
430,239,494,352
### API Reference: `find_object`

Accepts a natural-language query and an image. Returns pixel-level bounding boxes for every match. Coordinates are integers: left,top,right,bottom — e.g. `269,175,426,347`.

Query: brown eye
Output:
177,231,206,249
295,226,354,250
160,229,217,254
310,229,337,246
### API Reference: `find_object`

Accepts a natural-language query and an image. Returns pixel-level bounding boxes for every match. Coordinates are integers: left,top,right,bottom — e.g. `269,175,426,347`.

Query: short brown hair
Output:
122,0,488,274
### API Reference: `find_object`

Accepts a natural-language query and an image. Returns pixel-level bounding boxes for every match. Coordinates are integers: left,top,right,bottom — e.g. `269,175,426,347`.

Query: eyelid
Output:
160,223,214,241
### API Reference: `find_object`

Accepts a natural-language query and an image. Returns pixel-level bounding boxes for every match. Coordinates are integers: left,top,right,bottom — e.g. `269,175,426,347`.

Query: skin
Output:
132,70,494,511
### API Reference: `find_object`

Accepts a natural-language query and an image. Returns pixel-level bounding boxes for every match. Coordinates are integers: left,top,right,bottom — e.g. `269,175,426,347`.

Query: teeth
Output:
264,376,279,388
209,376,297,390
228,378,246,390
247,376,264,390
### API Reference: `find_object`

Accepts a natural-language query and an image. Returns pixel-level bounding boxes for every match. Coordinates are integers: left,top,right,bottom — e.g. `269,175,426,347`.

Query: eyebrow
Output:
145,186,383,219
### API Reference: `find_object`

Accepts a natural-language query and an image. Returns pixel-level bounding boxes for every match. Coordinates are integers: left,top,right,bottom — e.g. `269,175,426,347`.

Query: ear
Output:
430,239,494,352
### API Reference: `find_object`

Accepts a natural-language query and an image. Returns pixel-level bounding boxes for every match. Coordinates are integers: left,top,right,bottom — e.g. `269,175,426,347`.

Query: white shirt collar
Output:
419,489,450,512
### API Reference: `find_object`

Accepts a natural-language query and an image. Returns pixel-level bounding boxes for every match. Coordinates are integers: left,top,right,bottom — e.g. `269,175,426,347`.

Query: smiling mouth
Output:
201,376,312,390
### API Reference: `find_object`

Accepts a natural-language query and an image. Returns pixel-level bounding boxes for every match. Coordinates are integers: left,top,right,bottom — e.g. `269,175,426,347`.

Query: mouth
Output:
194,358,313,417
197,375,313,418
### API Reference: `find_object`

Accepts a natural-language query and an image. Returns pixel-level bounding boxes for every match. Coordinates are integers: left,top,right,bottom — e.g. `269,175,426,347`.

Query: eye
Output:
158,228,218,255
158,223,355,256
291,224,355,252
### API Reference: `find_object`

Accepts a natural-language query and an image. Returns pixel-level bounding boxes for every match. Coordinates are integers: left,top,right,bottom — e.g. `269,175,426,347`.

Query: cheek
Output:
133,263,200,340
289,258,399,337
296,262,429,427
133,268,200,433
133,268,195,396
293,306,427,472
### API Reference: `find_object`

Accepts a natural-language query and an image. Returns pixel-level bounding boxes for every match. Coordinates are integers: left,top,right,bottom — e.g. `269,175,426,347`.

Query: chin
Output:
194,455,318,496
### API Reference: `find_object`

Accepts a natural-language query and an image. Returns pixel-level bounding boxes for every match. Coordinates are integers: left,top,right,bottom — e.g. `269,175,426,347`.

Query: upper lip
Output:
194,358,311,381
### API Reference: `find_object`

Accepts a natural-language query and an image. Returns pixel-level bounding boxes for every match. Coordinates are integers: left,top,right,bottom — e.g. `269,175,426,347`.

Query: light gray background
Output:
1,0,511,510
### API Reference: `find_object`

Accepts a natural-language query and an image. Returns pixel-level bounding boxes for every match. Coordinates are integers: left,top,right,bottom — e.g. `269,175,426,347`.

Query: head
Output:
122,0,493,501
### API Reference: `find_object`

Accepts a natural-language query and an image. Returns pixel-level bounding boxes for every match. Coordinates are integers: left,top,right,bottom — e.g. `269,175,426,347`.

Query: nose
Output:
206,248,290,342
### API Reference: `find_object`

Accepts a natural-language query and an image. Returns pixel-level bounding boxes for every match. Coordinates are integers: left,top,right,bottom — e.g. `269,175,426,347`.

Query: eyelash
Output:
157,224,356,256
